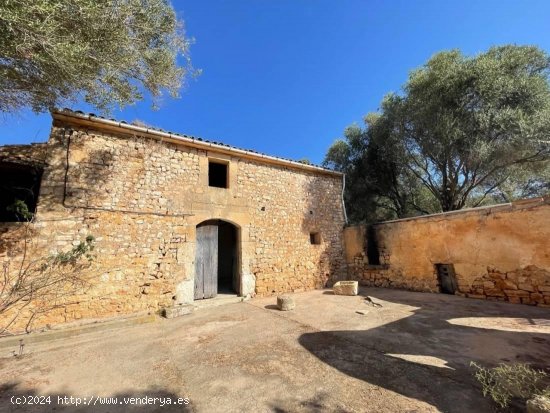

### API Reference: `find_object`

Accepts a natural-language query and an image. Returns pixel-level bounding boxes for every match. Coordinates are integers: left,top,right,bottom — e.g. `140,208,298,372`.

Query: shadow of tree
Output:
268,391,350,413
0,381,193,413
64,142,116,209
298,288,550,412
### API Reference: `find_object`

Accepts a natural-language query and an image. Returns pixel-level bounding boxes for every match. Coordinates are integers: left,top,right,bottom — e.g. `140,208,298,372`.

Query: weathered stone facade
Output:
344,197,550,307
0,110,347,333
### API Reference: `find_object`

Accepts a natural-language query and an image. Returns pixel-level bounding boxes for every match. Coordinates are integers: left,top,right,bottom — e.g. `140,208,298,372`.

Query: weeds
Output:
471,361,549,408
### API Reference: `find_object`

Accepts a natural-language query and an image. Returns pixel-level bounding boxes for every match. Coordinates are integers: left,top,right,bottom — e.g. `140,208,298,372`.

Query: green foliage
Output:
298,158,312,165
0,0,198,114
0,232,95,335
33,236,96,274
323,118,439,223
471,362,550,408
50,235,95,265
1,233,96,333
485,161,550,203
324,45,550,221
6,199,33,221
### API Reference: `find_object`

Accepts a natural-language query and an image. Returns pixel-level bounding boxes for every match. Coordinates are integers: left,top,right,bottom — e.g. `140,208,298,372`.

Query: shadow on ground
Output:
0,382,193,413
298,288,550,412
267,392,350,413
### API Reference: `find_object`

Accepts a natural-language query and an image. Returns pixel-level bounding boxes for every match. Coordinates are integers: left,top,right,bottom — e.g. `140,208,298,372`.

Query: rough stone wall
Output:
0,119,347,333
0,143,48,167
238,159,346,295
344,198,550,307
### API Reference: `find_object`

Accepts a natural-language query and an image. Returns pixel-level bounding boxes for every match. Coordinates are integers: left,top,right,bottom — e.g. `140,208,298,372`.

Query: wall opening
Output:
0,162,43,222
195,219,240,300
310,232,321,245
218,221,238,294
208,160,228,188
366,225,381,265
435,263,458,294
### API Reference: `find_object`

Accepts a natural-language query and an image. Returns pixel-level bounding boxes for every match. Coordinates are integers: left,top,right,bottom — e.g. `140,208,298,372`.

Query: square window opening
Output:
0,162,42,222
208,161,228,188
310,232,321,245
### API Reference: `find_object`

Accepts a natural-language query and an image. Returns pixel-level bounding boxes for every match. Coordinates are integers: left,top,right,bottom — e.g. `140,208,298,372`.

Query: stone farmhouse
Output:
0,109,348,331
1,109,549,333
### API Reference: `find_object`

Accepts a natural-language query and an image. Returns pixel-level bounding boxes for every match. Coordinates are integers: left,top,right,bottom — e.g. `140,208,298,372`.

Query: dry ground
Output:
0,288,549,412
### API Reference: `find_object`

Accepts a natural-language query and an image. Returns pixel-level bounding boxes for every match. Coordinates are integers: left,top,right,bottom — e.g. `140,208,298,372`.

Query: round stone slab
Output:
277,294,295,311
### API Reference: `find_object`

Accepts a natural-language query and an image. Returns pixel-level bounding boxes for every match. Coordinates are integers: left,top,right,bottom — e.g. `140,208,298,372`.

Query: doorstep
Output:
192,293,248,310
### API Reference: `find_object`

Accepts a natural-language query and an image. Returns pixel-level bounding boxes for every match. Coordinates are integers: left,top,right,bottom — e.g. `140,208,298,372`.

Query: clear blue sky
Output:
1,0,549,164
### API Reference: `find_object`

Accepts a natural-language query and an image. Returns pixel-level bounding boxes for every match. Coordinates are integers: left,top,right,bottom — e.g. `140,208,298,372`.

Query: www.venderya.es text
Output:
11,395,190,407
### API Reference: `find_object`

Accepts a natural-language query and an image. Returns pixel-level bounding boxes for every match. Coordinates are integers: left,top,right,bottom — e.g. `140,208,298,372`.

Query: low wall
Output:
344,197,550,307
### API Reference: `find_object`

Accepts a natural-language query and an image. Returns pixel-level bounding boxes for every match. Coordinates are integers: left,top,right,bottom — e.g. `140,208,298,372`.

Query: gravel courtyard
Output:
0,288,549,412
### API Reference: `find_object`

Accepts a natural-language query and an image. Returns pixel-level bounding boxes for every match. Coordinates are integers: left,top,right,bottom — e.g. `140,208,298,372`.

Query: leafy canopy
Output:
0,0,197,113
325,45,550,222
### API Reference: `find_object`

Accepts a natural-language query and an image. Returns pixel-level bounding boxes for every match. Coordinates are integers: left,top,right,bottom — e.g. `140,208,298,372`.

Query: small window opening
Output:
310,232,321,245
0,162,42,222
435,264,458,294
208,161,228,188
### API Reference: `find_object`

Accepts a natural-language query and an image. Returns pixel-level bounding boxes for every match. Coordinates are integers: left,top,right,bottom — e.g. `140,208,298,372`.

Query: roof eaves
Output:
51,109,343,177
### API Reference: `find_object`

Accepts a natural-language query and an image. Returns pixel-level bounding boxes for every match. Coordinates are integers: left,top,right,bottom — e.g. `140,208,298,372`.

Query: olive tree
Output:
0,0,197,114
325,45,550,220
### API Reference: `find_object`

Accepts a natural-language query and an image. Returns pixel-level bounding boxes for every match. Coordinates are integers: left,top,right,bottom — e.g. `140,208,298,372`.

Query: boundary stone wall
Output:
344,197,550,307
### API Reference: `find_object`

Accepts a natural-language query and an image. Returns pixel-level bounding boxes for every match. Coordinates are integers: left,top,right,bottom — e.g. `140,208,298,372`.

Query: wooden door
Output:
436,264,457,294
195,224,218,299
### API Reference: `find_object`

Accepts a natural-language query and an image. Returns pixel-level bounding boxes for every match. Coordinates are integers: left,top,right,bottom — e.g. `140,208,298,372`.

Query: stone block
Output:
498,280,518,290
467,293,486,299
333,281,359,296
485,288,505,297
530,293,544,303
504,289,530,298
162,304,194,319
277,295,295,311
518,283,536,292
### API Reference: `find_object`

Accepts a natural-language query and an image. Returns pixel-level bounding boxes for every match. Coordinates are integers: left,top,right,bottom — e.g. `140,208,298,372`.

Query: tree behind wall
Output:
0,0,198,114
325,45,550,222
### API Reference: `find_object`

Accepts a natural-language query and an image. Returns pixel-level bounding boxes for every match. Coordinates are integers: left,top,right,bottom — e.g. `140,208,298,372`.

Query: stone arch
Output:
195,219,241,298
174,214,255,304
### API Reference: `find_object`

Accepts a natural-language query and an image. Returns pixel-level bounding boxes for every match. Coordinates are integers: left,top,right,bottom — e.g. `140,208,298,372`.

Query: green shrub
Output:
471,362,549,408
6,199,33,221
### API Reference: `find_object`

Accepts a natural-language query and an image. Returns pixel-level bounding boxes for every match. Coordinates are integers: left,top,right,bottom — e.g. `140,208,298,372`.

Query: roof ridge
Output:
52,108,341,176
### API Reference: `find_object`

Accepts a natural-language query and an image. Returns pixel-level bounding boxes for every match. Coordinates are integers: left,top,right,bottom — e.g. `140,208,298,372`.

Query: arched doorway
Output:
194,220,239,300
